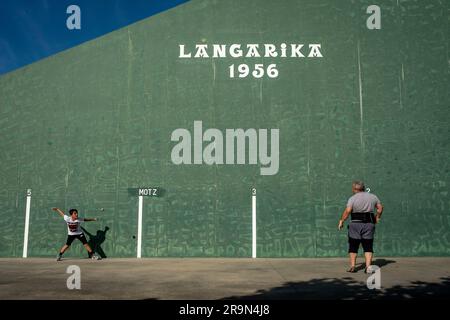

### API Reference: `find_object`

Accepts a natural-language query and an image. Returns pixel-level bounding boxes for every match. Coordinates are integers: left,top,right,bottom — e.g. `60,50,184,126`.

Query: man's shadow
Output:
356,258,396,271
81,226,110,258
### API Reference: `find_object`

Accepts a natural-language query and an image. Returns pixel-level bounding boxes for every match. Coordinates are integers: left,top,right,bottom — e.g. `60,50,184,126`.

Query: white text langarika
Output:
178,43,323,79
179,43,323,58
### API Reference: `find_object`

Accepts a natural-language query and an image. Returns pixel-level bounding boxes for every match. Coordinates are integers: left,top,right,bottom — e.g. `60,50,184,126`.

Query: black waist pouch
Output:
351,212,375,223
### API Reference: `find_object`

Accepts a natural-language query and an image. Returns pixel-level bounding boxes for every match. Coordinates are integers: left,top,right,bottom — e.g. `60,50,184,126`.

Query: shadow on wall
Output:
81,226,110,258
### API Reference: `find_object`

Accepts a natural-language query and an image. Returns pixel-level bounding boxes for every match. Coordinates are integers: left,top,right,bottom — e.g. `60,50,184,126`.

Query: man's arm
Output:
375,203,383,223
83,218,97,222
338,207,352,230
52,207,65,218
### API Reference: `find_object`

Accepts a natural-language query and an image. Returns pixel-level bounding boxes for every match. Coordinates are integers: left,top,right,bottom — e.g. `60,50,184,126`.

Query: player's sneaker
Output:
91,254,101,260
56,254,62,261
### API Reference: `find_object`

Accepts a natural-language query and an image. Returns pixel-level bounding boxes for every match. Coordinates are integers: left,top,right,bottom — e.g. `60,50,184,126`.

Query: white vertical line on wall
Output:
22,189,31,258
137,195,143,258
357,40,365,154
252,192,256,258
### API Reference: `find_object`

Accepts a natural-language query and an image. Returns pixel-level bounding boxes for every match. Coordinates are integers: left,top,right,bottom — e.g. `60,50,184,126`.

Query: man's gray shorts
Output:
348,222,375,239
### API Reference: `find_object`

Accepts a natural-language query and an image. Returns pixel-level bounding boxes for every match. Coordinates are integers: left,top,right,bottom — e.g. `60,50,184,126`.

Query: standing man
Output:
338,181,383,273
53,207,101,261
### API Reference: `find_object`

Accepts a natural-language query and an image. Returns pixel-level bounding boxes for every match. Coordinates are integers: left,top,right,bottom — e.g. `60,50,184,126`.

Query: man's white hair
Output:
352,180,365,191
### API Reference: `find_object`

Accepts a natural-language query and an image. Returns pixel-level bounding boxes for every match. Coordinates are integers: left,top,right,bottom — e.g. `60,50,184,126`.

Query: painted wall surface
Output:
0,0,448,257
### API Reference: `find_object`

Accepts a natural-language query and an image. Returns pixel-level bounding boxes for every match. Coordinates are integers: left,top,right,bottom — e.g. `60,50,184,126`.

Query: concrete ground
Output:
0,257,449,300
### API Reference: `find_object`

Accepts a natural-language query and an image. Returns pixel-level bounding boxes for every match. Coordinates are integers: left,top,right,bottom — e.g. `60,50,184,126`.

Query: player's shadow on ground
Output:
81,226,110,258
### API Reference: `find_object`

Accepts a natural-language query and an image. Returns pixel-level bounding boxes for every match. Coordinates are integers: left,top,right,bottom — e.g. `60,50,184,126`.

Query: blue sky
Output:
0,0,189,75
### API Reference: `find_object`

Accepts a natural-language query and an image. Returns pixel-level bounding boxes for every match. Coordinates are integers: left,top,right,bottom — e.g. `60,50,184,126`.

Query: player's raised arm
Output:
52,207,65,218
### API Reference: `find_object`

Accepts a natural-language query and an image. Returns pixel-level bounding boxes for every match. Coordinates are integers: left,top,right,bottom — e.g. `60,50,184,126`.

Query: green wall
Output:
0,0,449,257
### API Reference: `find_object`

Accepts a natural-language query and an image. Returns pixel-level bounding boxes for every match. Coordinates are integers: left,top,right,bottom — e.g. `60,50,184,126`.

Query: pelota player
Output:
52,207,101,261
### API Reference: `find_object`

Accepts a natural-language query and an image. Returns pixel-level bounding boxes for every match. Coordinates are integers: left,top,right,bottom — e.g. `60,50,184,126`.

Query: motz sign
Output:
138,188,159,197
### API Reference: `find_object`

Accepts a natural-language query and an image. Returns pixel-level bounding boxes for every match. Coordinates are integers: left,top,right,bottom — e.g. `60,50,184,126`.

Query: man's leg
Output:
348,237,360,272
57,242,71,261
59,244,70,255
83,243,94,257
364,252,373,268
78,234,93,256
361,238,374,270
361,223,375,271
78,233,99,259
349,252,357,268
